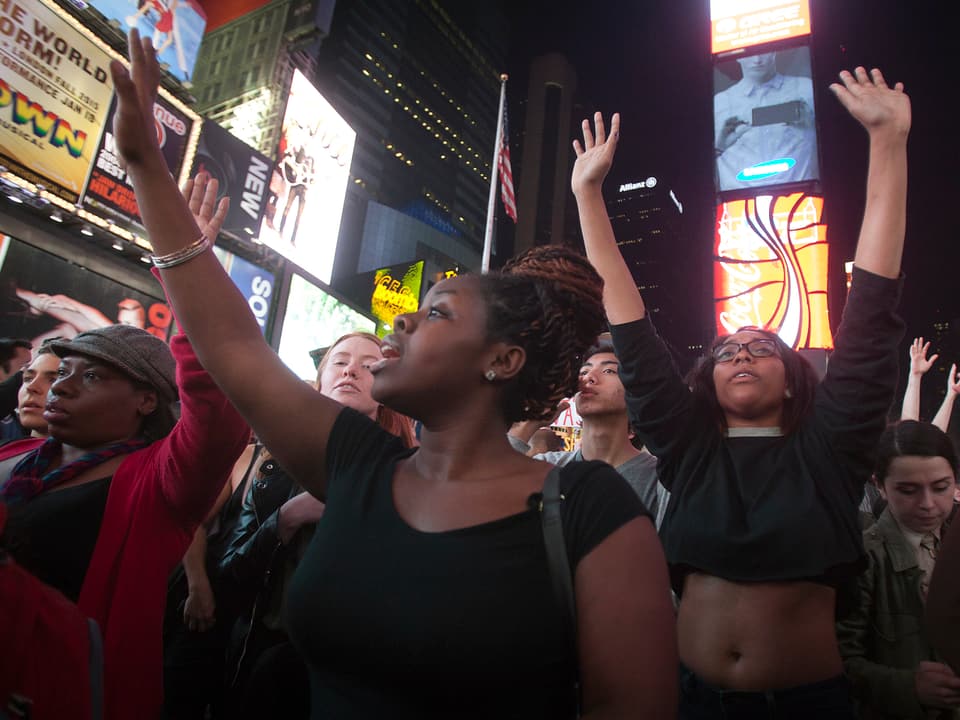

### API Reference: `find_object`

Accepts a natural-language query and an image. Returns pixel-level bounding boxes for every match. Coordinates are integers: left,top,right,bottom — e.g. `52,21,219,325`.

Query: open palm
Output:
572,112,620,196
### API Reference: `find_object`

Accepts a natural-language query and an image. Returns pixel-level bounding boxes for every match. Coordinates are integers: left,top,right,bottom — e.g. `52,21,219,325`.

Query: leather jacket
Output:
218,454,299,686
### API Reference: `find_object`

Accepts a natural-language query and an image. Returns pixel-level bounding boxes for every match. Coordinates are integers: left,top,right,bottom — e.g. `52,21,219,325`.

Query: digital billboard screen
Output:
371,261,424,336
0,234,171,344
259,70,355,285
212,246,275,336
713,192,832,350
0,0,115,203
710,0,811,54
192,120,273,240
83,94,195,225
277,273,374,380
88,0,207,82
713,45,819,193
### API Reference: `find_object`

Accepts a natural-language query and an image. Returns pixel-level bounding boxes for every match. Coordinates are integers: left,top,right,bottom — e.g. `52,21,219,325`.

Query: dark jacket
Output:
218,456,300,686
837,507,954,720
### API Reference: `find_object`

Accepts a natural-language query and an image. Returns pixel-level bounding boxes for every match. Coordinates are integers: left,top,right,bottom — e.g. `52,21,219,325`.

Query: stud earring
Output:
784,388,793,399
485,370,497,381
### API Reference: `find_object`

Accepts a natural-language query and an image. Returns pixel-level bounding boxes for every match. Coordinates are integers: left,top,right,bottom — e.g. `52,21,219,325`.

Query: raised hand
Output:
182,173,230,242
909,337,938,376
572,112,620,196
109,28,163,169
947,364,960,397
830,67,911,139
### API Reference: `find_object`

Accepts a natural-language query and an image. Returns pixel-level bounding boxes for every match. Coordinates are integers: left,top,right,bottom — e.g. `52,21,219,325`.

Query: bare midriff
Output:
678,572,843,691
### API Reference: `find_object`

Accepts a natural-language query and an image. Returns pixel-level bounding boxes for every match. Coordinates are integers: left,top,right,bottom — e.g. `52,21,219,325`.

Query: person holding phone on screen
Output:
714,50,819,190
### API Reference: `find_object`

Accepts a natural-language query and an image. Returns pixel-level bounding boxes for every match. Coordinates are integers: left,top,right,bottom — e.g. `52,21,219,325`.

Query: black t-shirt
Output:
285,408,647,720
2,476,112,602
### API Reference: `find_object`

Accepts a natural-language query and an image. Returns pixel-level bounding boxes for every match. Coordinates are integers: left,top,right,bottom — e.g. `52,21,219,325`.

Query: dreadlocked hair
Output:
479,244,605,423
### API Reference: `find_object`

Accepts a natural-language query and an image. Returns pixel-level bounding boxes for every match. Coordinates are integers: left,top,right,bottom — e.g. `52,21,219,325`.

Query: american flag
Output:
498,105,517,223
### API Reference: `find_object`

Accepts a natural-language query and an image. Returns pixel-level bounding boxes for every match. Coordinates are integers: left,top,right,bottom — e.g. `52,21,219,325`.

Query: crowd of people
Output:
2,28,959,720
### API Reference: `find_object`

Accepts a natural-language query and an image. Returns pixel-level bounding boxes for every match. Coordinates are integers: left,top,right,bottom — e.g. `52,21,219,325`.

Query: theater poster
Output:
259,70,355,285
192,120,273,240
87,0,207,82
0,0,114,202
83,94,195,225
0,234,171,344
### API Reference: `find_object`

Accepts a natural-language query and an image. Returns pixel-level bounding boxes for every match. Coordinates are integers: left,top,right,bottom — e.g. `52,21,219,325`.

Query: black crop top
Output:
610,266,904,592
284,408,648,720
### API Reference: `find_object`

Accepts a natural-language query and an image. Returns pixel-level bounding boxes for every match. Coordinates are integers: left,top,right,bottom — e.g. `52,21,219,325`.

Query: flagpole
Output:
482,74,508,274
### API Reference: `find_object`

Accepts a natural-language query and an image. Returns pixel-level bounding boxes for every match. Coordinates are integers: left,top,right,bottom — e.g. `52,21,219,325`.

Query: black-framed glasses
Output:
712,339,779,363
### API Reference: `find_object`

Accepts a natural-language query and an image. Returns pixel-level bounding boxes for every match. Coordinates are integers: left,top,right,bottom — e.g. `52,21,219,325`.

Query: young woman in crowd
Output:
0,321,249,719
573,66,909,717
219,331,415,719
110,29,676,719
837,420,960,719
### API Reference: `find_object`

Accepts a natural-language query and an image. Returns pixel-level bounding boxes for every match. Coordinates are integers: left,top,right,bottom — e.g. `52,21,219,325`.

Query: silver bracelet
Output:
150,234,211,269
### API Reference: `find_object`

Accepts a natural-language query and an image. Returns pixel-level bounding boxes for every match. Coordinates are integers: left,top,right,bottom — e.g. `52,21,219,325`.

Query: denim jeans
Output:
678,663,855,719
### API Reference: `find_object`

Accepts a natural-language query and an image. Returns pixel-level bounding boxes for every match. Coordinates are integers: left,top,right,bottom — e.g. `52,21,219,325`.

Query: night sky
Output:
503,0,957,410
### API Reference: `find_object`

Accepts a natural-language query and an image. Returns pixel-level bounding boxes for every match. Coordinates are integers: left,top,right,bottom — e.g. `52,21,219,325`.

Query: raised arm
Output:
573,114,695,463
110,30,342,493
931,364,960,433
815,69,909,474
572,113,644,325
830,67,911,278
902,338,937,421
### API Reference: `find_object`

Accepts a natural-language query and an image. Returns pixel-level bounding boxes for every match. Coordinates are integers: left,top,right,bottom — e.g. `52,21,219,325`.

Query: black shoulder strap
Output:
539,466,581,713
541,466,576,631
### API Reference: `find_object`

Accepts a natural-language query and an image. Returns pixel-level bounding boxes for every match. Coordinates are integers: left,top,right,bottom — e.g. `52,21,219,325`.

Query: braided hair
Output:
478,245,606,423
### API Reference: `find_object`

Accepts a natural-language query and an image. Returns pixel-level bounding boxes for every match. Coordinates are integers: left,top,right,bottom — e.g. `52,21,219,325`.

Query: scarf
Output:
0,437,149,502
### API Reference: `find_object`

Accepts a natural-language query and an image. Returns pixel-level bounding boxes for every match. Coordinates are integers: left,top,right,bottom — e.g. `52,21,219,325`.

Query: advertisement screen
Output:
371,261,424,336
259,70,355,284
711,0,811,54
83,94,194,224
277,273,375,380
0,234,171,344
88,0,207,82
713,192,832,350
212,246,275,336
713,45,819,193
192,120,273,240
0,0,114,203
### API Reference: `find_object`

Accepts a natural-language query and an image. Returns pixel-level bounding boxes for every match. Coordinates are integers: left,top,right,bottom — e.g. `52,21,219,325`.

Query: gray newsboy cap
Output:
47,325,178,402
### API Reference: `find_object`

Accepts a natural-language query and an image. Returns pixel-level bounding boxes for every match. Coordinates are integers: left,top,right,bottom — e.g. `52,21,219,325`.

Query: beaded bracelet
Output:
150,234,211,269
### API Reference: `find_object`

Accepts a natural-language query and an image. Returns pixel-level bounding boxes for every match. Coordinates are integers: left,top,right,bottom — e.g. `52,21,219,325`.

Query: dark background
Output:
503,0,956,420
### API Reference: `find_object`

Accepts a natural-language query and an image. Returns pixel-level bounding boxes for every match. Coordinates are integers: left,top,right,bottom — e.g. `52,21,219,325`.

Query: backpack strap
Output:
539,465,581,714
87,619,104,720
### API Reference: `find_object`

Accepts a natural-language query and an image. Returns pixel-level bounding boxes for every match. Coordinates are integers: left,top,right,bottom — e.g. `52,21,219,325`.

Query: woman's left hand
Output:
109,28,164,170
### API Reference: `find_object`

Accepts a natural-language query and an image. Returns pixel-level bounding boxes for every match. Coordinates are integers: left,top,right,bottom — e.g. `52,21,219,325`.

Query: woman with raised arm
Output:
901,337,960,434
111,30,677,719
573,66,910,718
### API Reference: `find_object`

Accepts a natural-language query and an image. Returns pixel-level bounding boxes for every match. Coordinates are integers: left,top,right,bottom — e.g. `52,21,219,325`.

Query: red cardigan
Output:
0,333,249,720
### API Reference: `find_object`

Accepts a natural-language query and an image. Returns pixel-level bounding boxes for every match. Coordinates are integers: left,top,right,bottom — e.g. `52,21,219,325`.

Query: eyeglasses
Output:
712,339,779,363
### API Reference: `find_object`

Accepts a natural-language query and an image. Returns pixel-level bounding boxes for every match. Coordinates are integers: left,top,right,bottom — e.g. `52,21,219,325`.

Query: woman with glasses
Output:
573,65,910,718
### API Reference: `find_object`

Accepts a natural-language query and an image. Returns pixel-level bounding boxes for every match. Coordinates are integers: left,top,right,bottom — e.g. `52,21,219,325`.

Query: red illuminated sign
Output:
711,0,811,54
714,192,833,350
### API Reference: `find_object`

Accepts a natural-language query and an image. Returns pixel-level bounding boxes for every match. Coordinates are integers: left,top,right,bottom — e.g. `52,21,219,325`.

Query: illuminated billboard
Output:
192,120,273,240
710,0,811,54
0,234,171,343
714,192,832,350
714,45,819,193
371,261,424,336
277,273,375,380
88,0,207,82
0,0,115,203
212,246,275,336
259,70,355,285
83,94,195,225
